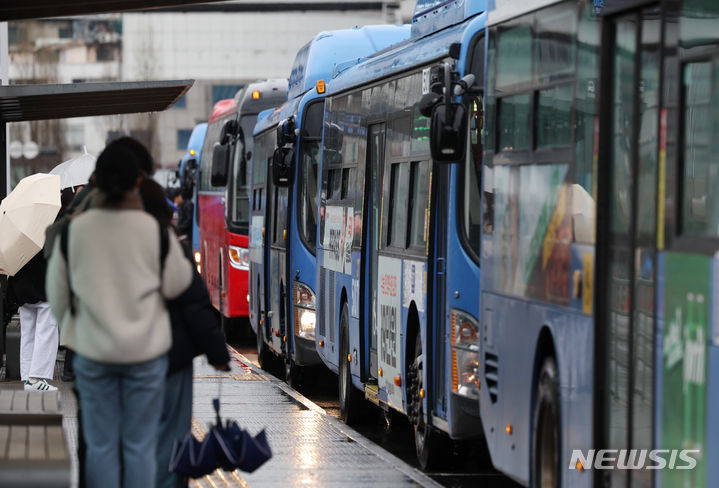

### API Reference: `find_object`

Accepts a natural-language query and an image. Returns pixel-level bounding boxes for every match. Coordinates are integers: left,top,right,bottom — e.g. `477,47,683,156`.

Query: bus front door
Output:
597,6,661,488
363,123,386,382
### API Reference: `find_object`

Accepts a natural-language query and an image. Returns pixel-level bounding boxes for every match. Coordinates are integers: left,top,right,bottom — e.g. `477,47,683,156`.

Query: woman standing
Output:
47,139,192,488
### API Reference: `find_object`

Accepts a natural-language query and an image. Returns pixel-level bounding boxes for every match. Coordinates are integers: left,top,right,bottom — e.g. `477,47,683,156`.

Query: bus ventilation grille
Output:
484,352,499,403
319,270,326,337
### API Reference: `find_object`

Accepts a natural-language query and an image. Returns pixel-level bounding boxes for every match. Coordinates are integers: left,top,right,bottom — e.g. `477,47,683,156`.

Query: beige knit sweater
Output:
46,208,192,364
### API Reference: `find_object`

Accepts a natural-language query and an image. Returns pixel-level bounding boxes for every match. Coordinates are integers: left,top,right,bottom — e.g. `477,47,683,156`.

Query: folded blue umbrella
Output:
169,431,218,478
214,418,272,473
170,398,272,478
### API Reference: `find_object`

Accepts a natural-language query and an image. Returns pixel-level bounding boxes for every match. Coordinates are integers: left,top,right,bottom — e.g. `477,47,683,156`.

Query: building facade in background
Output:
7,1,406,184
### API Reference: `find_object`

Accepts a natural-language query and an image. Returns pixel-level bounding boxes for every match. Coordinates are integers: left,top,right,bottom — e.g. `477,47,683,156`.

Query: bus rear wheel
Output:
339,304,361,424
532,357,560,488
409,333,441,470
256,322,268,370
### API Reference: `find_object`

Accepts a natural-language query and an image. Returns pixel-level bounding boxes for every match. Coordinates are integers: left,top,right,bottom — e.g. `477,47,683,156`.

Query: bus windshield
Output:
229,115,258,228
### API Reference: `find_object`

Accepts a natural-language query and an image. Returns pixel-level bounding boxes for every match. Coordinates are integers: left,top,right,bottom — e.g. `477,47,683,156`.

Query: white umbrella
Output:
49,149,96,189
0,173,61,275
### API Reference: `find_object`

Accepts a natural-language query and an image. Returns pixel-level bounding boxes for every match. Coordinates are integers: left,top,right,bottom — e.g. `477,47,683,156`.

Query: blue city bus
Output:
179,122,207,264
249,25,411,384
417,0,719,486
314,0,486,468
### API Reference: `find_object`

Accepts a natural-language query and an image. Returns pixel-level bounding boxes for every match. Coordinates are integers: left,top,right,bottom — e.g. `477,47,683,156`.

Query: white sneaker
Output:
24,379,58,391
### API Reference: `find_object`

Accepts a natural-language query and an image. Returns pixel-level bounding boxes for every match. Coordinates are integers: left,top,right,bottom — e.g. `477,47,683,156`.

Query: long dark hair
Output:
94,142,140,204
139,178,173,228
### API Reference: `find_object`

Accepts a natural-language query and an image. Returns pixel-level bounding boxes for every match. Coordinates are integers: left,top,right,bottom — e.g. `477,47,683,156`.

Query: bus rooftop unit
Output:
249,24,411,383
199,80,287,336
314,0,486,469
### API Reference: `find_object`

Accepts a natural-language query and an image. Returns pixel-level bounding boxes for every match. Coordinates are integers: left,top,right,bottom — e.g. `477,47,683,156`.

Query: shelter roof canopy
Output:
0,80,193,123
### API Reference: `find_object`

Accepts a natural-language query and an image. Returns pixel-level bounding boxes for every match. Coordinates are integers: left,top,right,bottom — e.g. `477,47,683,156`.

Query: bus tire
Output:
284,357,301,389
532,356,560,488
339,304,360,424
410,333,441,470
256,322,268,370
220,314,231,341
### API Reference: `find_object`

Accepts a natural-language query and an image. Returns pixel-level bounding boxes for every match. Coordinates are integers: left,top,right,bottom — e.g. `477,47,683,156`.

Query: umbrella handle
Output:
213,398,221,426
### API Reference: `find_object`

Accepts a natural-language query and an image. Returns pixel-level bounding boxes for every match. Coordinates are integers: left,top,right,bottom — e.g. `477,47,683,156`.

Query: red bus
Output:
197,80,287,334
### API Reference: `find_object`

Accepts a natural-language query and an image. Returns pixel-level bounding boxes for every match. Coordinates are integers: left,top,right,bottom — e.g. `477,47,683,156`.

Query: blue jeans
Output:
74,353,168,488
156,364,193,488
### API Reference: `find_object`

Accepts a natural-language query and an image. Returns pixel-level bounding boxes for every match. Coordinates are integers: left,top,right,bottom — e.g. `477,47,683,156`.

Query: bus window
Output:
341,168,350,200
682,60,719,236
498,94,531,151
387,162,409,248
534,5,576,81
409,160,430,249
199,121,224,192
497,24,532,89
536,84,572,148
298,140,320,251
389,116,411,157
461,98,483,257
230,116,257,228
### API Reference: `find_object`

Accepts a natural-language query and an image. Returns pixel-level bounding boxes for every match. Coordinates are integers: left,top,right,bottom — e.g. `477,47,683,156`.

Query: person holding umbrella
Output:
46,139,193,488
0,173,63,391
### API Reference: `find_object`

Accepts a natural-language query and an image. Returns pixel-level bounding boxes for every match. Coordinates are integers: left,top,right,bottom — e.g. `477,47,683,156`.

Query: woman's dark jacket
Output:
167,269,229,375
8,252,48,306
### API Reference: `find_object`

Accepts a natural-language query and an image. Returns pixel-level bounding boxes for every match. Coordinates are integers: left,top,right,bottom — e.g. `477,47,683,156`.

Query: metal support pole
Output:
1,21,8,332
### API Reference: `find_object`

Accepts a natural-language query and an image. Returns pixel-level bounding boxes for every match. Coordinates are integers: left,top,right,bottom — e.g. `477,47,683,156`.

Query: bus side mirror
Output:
430,102,467,163
276,117,297,147
220,119,239,144
211,142,230,187
272,147,294,187
182,157,197,194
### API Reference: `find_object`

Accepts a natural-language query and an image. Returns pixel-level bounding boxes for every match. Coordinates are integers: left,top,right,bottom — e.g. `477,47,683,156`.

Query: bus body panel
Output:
443,163,483,437
226,233,250,317
480,290,593,487
198,190,230,313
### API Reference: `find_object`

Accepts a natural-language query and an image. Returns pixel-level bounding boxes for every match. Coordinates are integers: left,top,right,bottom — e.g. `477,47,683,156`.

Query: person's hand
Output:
213,362,231,372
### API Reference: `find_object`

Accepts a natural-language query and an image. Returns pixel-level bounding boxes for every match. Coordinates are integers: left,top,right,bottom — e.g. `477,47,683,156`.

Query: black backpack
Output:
60,221,169,316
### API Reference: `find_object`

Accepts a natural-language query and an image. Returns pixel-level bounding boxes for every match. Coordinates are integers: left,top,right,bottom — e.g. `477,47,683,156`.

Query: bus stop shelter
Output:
0,1,226,21
0,80,194,198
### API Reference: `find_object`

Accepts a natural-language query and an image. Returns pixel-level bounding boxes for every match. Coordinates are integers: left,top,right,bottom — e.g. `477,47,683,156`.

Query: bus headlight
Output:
298,309,316,339
228,245,249,270
194,251,201,274
294,282,316,340
451,309,479,399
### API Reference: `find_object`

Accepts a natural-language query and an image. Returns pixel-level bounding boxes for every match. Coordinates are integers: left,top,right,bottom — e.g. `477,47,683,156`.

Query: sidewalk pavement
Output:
1,348,441,488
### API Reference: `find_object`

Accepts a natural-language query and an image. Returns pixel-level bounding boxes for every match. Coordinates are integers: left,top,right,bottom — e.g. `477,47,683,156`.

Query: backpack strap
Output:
60,221,76,316
159,223,169,275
